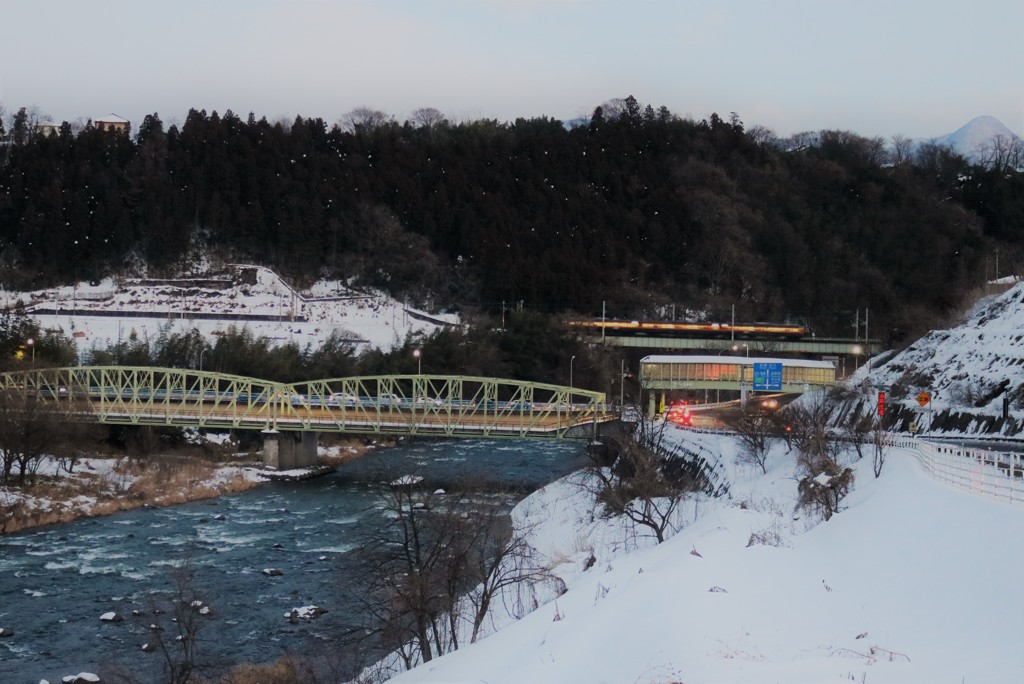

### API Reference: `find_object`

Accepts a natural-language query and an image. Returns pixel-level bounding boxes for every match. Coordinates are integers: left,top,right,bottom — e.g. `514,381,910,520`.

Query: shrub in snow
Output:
797,465,854,521
746,525,785,548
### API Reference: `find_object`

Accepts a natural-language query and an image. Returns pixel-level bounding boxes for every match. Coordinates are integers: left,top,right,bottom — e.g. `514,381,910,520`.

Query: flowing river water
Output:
0,438,588,683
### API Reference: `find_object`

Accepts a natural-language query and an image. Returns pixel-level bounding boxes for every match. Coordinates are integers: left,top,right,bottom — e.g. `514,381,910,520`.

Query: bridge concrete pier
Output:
262,430,319,470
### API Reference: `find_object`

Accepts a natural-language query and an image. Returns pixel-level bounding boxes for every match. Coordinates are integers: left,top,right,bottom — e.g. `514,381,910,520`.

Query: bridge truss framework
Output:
0,366,612,440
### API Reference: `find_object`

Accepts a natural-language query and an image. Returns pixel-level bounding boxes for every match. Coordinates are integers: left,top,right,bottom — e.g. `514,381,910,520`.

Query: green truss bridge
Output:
0,367,614,469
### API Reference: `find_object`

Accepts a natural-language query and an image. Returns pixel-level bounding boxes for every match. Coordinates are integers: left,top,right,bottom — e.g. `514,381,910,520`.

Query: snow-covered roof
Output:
95,113,129,124
641,354,835,369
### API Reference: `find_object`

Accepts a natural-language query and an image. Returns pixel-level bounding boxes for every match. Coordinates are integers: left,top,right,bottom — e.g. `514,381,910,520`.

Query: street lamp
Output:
26,338,34,363
413,348,422,375
570,355,576,388
199,348,208,372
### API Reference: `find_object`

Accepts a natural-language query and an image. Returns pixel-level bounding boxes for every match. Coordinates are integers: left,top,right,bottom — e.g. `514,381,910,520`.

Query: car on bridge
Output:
328,392,359,407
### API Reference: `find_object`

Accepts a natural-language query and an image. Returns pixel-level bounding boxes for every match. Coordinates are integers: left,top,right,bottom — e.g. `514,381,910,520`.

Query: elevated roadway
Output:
586,334,882,356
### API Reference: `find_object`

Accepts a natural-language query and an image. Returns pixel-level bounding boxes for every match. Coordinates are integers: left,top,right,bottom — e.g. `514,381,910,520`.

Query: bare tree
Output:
747,124,778,147
345,478,545,672
842,410,875,461
0,388,72,485
784,392,841,464
340,107,393,133
872,420,889,478
726,403,776,473
597,98,628,121
976,133,1024,172
784,393,853,521
462,510,547,644
587,420,697,543
890,134,914,166
408,108,448,129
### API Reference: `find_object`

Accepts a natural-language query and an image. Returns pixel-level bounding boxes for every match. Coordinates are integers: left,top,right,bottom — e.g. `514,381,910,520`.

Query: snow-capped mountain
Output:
924,115,1021,164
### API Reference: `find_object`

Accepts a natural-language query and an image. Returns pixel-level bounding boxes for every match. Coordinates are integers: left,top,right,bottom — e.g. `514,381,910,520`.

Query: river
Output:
0,438,588,683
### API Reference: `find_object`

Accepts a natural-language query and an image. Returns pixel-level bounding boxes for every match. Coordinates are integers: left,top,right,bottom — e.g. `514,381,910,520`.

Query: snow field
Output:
388,428,1024,683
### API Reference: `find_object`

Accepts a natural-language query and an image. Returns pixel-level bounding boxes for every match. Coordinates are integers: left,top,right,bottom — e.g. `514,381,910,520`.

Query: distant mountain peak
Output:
927,116,1020,162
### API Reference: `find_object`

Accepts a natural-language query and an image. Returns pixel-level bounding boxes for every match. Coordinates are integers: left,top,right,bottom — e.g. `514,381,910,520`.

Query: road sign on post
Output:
877,391,885,416
916,392,931,408
753,362,783,392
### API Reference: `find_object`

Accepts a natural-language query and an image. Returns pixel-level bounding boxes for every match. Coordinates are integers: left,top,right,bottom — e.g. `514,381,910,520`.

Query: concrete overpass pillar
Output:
262,430,319,470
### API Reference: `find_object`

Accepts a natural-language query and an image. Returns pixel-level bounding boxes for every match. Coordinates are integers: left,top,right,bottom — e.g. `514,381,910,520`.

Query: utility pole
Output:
601,300,606,344
731,304,735,343
865,307,870,371
620,359,626,407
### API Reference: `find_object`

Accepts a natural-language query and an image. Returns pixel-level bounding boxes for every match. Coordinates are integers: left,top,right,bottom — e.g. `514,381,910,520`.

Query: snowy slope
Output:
387,428,1024,684
377,287,1024,683
857,282,1024,433
12,265,457,355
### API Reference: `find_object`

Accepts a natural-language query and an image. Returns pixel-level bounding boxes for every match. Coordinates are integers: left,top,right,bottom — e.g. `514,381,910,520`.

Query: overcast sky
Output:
2,0,1021,139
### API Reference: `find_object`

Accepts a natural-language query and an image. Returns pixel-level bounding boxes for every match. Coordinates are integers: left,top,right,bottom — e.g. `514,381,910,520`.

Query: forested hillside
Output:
1,98,1022,343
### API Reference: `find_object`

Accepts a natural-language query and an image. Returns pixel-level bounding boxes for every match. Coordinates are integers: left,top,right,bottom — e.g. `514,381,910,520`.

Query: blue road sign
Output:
753,362,783,391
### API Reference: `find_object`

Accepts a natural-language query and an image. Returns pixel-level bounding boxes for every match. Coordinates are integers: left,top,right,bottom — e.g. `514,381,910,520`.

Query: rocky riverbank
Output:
0,438,381,535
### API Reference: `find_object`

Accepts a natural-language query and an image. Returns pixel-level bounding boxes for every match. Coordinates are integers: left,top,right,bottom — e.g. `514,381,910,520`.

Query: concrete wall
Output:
262,430,319,470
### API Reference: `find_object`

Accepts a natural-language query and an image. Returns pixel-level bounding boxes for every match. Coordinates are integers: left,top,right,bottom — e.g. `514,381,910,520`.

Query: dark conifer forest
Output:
1,97,1022,344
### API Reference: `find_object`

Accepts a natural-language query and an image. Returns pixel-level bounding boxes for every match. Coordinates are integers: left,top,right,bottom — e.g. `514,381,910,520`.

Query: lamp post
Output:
26,338,34,363
413,348,422,375
199,347,208,372
569,355,576,388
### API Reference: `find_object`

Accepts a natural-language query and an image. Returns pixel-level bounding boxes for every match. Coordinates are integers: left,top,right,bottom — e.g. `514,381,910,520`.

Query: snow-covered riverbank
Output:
383,426,1024,684
0,455,266,534
0,439,371,535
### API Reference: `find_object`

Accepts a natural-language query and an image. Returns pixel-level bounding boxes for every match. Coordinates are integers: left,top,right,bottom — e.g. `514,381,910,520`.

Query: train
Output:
565,319,807,340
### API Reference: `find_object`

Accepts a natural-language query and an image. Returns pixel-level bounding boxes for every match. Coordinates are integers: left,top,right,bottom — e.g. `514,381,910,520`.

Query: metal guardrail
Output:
896,438,1024,504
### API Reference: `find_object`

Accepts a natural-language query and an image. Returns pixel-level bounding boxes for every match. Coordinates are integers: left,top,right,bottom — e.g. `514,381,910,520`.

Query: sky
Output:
1,0,1022,140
